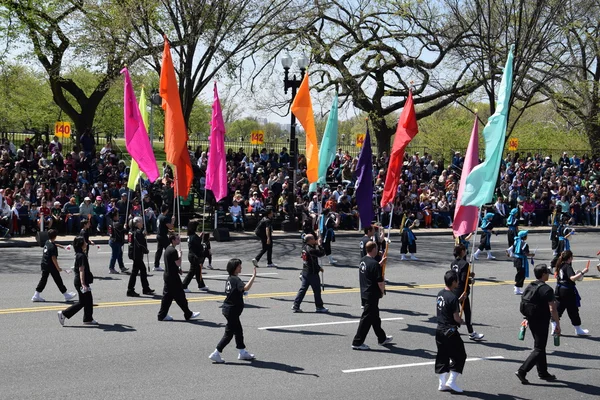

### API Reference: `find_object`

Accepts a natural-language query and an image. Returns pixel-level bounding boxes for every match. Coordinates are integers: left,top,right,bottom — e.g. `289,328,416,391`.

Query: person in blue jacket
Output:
473,212,495,260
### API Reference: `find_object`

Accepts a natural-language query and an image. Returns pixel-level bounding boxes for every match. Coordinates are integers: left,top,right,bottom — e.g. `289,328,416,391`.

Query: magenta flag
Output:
121,68,159,182
206,83,228,201
453,114,480,237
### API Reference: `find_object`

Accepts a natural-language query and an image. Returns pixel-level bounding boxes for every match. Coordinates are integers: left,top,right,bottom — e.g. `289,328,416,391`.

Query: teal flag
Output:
460,46,514,207
309,93,338,192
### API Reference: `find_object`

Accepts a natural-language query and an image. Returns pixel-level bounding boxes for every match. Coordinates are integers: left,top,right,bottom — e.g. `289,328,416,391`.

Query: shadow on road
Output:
225,359,319,377
263,328,345,337
65,323,136,332
460,390,529,399
380,308,429,317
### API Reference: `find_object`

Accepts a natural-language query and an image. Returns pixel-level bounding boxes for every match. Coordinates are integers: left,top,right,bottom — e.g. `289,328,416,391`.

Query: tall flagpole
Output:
461,209,481,318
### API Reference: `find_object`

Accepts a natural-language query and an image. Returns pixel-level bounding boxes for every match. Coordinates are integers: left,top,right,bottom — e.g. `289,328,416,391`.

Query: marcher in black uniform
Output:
209,258,257,363
154,204,173,272
359,226,374,308
550,214,573,272
553,250,591,336
79,218,95,257
434,270,466,393
550,205,562,256
156,233,200,321
202,232,213,269
292,233,329,313
319,208,337,264
352,241,393,350
31,229,76,302
182,220,209,293
252,208,276,268
127,217,154,297
450,244,484,341
57,236,96,326
108,211,128,274
515,264,561,384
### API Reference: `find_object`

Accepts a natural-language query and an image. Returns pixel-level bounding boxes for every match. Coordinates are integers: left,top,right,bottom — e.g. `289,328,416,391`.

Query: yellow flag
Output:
291,73,319,183
127,87,150,190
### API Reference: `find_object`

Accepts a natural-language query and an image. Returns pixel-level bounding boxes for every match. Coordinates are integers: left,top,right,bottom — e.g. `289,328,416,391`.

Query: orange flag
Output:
291,73,319,183
159,38,193,197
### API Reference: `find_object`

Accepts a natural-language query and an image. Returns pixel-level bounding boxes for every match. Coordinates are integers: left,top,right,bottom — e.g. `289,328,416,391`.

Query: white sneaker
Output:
57,311,65,326
209,350,225,363
31,293,45,302
473,250,481,260
352,343,370,350
379,335,393,345
64,292,77,301
251,258,259,267
551,321,557,335
188,311,200,320
469,332,484,341
410,254,419,261
183,288,191,293
238,349,256,360
160,315,173,321
514,287,523,295
575,326,590,336
438,373,450,391
153,266,164,272
487,252,496,260
446,371,463,393
400,255,408,261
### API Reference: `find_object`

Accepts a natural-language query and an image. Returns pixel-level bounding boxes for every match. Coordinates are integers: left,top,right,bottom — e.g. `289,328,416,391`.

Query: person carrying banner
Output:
450,244,484,341
127,217,154,297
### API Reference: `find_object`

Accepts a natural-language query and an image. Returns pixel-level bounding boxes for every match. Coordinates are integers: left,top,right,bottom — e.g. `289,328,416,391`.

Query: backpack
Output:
520,281,543,318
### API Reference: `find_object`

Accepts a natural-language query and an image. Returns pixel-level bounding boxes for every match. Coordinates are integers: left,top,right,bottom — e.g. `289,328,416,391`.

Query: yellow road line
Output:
2,277,598,315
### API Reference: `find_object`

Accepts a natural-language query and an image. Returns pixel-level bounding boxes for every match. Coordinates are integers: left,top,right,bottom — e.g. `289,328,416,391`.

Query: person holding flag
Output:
450,244,484,341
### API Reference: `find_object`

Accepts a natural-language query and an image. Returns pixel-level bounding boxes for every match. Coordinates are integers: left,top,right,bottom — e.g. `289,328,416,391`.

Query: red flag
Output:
159,38,193,197
380,91,418,207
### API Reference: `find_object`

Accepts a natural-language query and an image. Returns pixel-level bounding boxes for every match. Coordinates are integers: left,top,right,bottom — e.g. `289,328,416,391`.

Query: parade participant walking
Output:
435,270,467,393
473,212,495,260
107,210,128,274
127,217,154,297
32,229,76,303
550,214,573,271
319,208,337,264
553,250,591,336
209,258,257,363
157,233,200,321
513,231,532,295
550,205,562,256
79,218,95,257
154,204,173,272
182,220,209,293
515,264,561,384
57,236,96,326
292,233,329,313
360,226,373,258
252,207,276,268
450,244,484,341
352,241,392,350
506,207,519,257
400,213,418,261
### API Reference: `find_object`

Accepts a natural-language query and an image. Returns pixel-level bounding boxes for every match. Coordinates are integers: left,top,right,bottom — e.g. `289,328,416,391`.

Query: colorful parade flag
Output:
127,87,151,190
291,73,319,183
206,83,228,202
453,114,480,237
460,46,514,207
355,122,374,227
380,91,418,207
309,93,338,192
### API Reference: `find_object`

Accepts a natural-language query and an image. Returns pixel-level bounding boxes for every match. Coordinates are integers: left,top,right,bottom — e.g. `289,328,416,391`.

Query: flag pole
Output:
139,179,151,272
201,184,207,234
461,209,481,318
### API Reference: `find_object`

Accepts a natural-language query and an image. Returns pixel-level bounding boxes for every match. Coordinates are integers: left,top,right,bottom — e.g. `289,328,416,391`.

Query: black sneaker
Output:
120,267,129,273
515,370,529,385
291,306,302,313
538,373,556,381
143,289,155,295
127,291,140,297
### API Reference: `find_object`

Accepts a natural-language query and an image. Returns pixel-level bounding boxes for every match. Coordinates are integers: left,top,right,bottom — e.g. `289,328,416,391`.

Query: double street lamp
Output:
281,52,309,192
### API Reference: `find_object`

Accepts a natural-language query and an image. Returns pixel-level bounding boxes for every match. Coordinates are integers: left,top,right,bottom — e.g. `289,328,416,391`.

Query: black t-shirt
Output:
359,236,370,258
157,214,169,237
73,251,93,287
188,234,207,259
450,258,470,296
436,289,459,330
41,240,58,270
80,228,90,244
133,228,148,259
302,244,325,275
223,275,245,312
529,281,555,321
557,262,576,289
163,246,181,286
359,256,383,300
257,217,272,239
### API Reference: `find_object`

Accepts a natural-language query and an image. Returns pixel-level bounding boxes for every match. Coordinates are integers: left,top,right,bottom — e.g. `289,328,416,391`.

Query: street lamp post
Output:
281,52,309,193
149,89,162,143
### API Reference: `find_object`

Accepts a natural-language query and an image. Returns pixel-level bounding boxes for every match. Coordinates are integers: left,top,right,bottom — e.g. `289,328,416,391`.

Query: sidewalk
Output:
1,225,599,248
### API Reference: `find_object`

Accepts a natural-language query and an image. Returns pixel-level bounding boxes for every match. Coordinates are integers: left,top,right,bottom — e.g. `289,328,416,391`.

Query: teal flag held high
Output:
460,46,514,207
309,93,338,192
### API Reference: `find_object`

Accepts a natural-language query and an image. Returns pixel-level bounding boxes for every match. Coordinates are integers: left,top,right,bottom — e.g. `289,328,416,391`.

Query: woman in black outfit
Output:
182,220,209,292
58,236,96,326
553,250,590,336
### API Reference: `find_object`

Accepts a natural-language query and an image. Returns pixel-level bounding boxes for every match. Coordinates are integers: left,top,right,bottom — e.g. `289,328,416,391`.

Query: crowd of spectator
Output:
1,130,599,239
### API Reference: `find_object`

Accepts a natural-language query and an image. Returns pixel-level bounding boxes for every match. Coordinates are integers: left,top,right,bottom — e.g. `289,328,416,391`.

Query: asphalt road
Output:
1,231,599,400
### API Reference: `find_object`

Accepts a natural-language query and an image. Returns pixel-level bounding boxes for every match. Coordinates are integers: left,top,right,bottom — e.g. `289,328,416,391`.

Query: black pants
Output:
216,309,245,352
255,239,273,264
556,287,582,326
128,258,150,292
478,232,491,251
435,329,467,374
462,295,473,334
293,273,324,309
154,236,169,268
35,267,67,294
323,239,332,256
519,318,549,375
62,287,93,322
182,260,206,289
507,228,517,248
400,240,416,254
514,258,526,288
157,285,192,320
352,297,387,346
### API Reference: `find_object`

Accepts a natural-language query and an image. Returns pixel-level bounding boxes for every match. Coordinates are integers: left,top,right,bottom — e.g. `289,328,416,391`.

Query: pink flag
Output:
121,68,159,182
452,114,480,237
206,83,228,201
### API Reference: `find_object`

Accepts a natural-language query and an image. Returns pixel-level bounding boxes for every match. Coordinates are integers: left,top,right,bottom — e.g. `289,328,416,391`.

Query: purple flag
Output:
121,68,159,182
206,83,228,201
355,124,374,227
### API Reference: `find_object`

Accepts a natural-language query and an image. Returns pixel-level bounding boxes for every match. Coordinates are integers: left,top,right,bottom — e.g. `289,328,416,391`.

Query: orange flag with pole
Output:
159,37,193,197
291,73,319,183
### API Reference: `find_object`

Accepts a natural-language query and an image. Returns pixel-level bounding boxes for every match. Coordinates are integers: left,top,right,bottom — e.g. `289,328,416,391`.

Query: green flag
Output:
127,87,150,190
309,93,338,192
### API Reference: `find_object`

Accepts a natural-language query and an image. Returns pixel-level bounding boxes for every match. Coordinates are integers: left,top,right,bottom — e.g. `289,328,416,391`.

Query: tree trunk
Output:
586,122,600,157
370,115,394,155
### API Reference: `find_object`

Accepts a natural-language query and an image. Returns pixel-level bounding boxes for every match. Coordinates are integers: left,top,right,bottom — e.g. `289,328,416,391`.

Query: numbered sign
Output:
55,121,71,138
251,130,264,145
508,138,519,151
356,133,366,147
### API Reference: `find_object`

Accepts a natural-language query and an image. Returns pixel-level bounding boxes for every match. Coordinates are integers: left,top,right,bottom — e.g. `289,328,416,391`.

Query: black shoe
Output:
538,373,556,381
143,289,155,295
120,267,129,273
127,291,140,297
515,370,529,385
